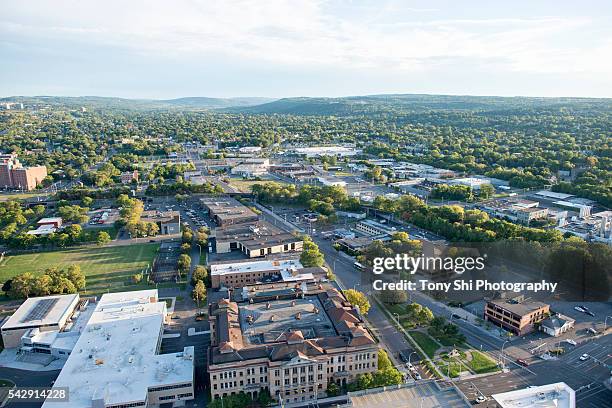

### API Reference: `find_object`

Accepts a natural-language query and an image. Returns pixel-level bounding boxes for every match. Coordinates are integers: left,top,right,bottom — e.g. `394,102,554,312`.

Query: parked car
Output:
413,373,422,380
579,354,590,361
565,339,577,346
585,310,595,317
587,328,598,335
574,306,586,313
516,358,529,367
476,395,486,404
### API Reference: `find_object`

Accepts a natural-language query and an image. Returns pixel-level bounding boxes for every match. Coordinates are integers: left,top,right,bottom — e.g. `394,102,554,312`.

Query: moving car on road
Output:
579,354,590,361
516,358,529,367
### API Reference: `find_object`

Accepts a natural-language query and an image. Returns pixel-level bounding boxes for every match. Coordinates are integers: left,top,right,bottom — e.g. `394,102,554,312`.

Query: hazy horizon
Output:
2,92,612,101
2,0,611,99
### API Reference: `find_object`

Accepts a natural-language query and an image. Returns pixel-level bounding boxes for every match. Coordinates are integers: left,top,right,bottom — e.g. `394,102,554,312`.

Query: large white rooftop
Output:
41,290,194,408
534,191,574,200
492,382,575,408
1,294,79,330
294,146,360,156
210,258,303,276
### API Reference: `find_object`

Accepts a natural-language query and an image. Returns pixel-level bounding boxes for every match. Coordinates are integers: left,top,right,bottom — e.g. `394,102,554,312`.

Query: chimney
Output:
295,312,302,320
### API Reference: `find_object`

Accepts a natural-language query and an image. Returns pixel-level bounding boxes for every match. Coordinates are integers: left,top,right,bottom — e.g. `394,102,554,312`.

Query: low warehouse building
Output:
1,294,80,348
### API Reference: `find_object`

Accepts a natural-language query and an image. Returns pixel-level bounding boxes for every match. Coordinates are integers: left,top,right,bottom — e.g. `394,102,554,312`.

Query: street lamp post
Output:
604,316,612,331
500,340,510,369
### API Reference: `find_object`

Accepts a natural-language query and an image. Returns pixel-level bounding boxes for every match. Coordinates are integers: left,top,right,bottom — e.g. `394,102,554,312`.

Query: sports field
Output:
0,243,159,295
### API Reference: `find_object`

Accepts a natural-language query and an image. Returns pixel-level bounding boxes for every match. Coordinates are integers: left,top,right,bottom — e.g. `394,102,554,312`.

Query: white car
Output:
565,339,577,346
476,396,486,404
579,354,589,361
574,306,586,313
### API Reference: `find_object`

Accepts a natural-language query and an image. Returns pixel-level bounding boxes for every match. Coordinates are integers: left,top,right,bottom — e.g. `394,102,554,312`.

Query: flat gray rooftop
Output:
350,381,470,408
239,298,336,345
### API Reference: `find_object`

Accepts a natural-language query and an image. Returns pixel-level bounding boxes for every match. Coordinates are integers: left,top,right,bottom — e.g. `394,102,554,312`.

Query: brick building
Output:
0,153,47,190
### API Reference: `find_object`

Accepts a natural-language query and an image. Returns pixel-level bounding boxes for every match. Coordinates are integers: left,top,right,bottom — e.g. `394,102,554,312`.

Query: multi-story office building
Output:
484,294,550,336
0,153,47,190
201,196,259,227
209,257,326,289
355,219,396,236
207,282,378,404
515,207,549,224
214,220,303,258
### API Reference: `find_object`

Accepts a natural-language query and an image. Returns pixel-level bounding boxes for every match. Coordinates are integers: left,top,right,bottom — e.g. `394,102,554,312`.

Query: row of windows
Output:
282,385,317,396
148,382,192,392
213,366,267,381
107,402,145,408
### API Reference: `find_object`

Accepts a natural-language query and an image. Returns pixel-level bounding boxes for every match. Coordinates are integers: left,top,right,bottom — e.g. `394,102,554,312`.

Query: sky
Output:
1,0,611,99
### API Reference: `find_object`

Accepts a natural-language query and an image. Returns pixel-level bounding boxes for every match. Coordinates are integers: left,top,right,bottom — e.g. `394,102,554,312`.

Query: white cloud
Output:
1,0,611,79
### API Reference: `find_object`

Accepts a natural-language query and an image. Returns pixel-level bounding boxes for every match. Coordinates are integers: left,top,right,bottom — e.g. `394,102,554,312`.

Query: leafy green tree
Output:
192,280,206,309
479,184,495,199
326,383,340,397
377,349,393,371
9,273,34,298
96,231,112,245
178,254,191,276
300,236,324,267
344,289,371,315
81,196,94,207
31,275,53,297
191,265,208,285
66,264,86,290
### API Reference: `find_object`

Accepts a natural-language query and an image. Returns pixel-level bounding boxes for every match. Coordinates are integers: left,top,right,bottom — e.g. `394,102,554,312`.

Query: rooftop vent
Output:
295,312,302,320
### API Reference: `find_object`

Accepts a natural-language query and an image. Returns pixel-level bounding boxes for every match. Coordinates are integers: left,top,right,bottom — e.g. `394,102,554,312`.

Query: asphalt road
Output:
0,367,59,408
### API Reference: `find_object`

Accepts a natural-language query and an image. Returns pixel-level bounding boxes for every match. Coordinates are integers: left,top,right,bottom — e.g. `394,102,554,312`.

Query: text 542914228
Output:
2,387,69,402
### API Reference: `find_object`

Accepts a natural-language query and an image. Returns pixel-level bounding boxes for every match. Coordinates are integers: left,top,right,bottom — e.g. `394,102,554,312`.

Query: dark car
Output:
516,358,529,367
452,314,462,320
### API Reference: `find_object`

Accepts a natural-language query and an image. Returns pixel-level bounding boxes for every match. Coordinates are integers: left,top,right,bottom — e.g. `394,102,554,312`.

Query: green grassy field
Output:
468,350,499,374
0,243,159,295
410,331,440,358
227,177,289,193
